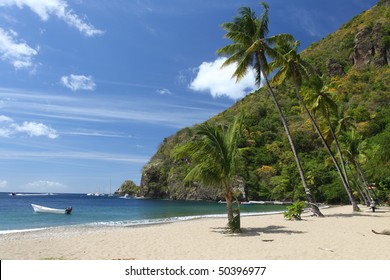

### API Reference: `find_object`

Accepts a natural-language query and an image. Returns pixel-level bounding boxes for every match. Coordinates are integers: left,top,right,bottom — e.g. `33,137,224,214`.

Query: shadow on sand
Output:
211,225,306,237
324,213,384,218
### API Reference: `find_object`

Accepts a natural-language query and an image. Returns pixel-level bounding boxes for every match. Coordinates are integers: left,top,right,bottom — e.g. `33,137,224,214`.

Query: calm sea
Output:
0,192,287,233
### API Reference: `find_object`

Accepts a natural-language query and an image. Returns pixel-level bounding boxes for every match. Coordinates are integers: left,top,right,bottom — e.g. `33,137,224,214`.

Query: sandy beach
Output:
0,205,389,260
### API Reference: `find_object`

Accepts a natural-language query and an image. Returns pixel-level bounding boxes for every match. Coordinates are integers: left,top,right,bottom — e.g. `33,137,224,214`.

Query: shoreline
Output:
1,205,389,260
0,209,291,235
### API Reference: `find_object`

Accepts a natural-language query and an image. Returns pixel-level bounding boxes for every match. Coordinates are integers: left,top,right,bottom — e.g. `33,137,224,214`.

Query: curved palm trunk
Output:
293,82,359,212
260,69,323,217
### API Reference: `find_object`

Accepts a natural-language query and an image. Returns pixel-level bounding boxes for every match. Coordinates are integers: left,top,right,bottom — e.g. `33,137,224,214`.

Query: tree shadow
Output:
211,225,306,237
324,213,384,218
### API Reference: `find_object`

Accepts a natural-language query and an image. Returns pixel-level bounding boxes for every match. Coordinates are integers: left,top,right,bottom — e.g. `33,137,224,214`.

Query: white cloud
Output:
189,57,257,100
60,74,96,91
0,115,13,122
14,121,58,139
0,0,104,37
156,88,172,95
25,180,67,192
0,114,13,137
0,27,38,69
0,180,7,188
0,115,58,139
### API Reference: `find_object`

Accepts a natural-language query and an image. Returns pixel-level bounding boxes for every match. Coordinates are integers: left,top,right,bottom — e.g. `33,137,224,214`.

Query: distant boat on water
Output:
86,192,105,196
31,204,72,215
9,193,54,196
218,200,292,205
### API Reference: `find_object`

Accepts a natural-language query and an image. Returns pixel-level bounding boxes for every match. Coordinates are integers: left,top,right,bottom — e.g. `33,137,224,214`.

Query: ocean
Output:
0,192,287,233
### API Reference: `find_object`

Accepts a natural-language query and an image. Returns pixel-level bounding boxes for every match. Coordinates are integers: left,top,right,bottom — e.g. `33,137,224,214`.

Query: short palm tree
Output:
270,39,358,212
175,113,245,233
217,2,323,216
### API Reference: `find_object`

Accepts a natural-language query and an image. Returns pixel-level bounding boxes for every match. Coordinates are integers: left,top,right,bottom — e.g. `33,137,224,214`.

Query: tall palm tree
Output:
175,113,245,233
270,39,359,211
217,3,323,216
305,83,363,211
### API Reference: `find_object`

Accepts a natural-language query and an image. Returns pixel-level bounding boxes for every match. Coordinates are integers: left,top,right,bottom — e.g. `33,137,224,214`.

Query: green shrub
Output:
284,201,306,220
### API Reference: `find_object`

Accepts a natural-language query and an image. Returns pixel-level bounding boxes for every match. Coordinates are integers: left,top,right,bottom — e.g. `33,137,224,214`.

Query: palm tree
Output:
304,81,362,211
270,39,359,211
175,113,245,233
217,3,323,216
341,130,374,205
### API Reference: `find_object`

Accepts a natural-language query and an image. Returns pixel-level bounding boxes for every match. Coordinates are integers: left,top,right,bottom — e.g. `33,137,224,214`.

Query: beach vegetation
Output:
174,112,245,233
283,201,306,220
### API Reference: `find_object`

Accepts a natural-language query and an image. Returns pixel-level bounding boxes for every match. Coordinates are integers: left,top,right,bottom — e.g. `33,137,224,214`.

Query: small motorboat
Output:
31,204,72,215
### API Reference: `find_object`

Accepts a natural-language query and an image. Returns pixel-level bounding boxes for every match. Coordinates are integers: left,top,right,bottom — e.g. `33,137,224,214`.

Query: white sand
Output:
0,205,389,260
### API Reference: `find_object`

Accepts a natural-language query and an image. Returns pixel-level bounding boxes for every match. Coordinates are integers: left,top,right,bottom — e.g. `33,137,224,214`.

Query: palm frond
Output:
258,2,269,37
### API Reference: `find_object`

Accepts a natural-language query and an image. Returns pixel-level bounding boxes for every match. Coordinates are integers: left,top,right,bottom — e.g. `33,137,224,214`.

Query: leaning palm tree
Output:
217,3,323,216
341,130,374,204
175,113,245,233
270,39,359,211
305,82,364,210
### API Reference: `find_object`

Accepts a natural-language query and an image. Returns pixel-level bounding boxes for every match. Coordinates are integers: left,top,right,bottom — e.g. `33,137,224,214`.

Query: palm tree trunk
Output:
292,82,359,212
355,161,379,201
347,161,369,205
324,114,359,211
354,161,375,202
260,69,323,217
226,194,234,223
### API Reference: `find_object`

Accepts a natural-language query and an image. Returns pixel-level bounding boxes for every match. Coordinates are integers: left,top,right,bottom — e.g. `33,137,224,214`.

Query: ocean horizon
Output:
0,192,287,234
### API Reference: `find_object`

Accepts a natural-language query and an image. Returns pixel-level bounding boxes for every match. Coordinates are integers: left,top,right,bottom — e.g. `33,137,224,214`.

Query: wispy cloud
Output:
189,57,256,100
25,180,68,192
0,180,7,188
0,0,104,37
287,7,328,38
64,129,132,138
0,28,38,70
0,150,149,164
0,88,220,128
60,74,96,91
156,88,172,95
0,115,58,139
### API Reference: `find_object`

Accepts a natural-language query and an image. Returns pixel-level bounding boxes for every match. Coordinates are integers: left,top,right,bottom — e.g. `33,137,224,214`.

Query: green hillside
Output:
139,0,390,205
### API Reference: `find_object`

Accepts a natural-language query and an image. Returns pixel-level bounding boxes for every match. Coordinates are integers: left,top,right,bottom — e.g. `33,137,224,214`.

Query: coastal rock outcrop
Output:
115,179,140,195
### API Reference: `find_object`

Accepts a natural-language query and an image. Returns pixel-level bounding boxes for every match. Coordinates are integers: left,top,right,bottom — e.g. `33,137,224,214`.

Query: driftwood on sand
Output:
372,229,390,235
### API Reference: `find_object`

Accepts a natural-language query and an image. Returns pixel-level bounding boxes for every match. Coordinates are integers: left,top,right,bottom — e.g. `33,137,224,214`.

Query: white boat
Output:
31,204,72,215
10,193,54,196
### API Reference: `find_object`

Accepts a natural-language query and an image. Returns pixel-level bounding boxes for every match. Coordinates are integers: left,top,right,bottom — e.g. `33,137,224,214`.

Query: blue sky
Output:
0,0,378,194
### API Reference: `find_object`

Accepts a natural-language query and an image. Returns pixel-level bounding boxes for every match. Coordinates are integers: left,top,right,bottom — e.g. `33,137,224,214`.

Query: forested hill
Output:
139,0,390,204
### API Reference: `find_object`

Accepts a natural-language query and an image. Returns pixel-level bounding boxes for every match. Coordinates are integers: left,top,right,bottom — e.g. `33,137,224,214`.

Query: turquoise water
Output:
0,192,287,233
